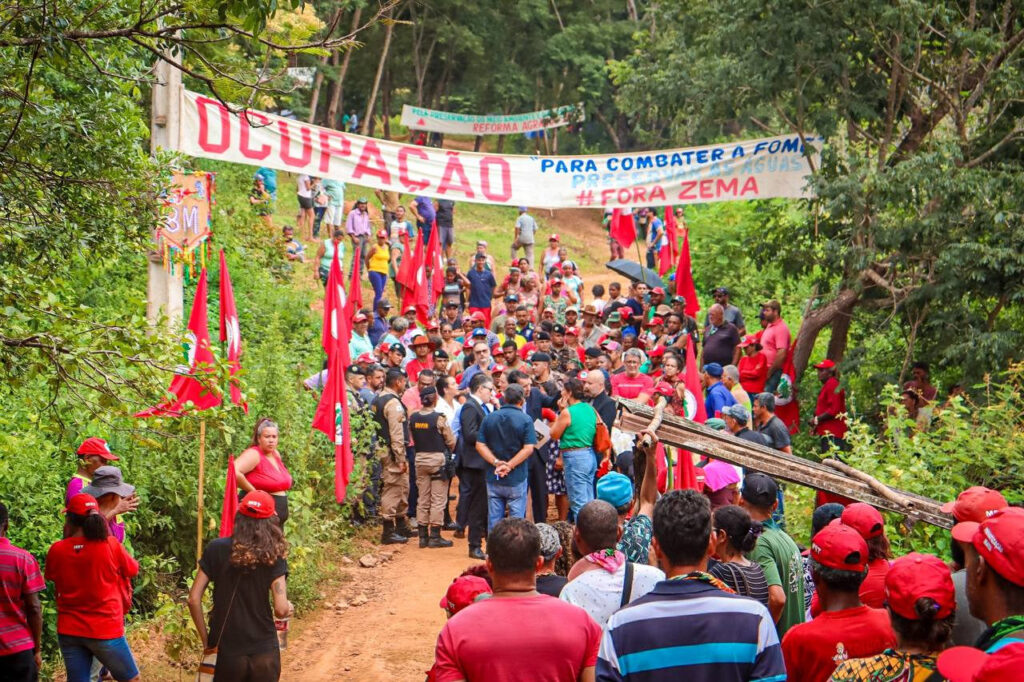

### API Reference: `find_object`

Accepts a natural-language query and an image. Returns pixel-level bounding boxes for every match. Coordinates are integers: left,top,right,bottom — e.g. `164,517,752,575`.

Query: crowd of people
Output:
2,173,1017,682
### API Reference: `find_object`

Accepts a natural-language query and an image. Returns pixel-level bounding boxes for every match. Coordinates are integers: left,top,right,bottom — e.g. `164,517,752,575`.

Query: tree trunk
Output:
825,298,857,362
327,6,362,129
382,66,392,139
307,7,343,124
361,14,393,136
792,288,861,382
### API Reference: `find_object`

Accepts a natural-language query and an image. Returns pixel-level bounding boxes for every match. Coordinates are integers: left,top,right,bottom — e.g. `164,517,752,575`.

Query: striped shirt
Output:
597,579,786,682
0,538,44,655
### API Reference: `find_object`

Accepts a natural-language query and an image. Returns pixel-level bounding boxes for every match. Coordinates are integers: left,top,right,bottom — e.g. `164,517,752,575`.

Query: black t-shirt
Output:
702,323,740,366
435,199,455,227
758,416,792,450
735,428,770,447
199,537,288,656
536,573,568,598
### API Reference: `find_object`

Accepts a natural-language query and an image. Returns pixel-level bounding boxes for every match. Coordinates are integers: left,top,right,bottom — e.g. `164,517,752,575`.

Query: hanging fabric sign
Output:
400,103,584,135
176,89,819,209
157,170,214,276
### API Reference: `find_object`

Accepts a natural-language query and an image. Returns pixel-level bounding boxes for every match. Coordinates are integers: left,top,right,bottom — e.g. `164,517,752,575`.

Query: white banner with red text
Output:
399,103,584,135
177,90,820,209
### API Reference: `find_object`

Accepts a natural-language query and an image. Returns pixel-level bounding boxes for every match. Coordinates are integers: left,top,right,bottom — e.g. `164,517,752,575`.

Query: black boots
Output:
427,526,454,548
380,519,408,545
394,517,415,538
418,525,429,548
468,547,485,560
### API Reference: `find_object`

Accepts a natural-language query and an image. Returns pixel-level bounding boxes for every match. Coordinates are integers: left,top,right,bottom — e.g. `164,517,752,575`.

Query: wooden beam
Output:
615,399,952,529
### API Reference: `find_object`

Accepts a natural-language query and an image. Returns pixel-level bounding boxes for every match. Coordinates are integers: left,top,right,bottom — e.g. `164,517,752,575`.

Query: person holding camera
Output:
409,386,457,549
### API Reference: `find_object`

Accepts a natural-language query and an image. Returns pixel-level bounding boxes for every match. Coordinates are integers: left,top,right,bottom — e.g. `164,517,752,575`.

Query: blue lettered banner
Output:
177,89,820,208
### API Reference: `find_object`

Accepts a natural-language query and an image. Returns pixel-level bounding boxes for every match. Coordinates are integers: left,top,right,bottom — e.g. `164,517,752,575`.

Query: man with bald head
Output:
559,500,665,626
584,369,616,432
702,302,741,367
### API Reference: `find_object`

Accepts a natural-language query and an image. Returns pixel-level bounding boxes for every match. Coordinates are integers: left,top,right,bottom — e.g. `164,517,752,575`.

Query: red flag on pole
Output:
312,278,354,503
219,454,238,537
400,232,431,325
346,250,363,318
675,335,706,490
775,340,801,434
136,268,222,417
396,229,415,290
674,228,701,318
610,209,636,249
426,218,444,301
217,250,247,413
321,248,347,357
660,206,679,275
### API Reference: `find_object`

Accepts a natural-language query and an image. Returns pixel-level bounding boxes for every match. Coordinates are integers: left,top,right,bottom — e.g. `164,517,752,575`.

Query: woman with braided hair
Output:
708,505,770,608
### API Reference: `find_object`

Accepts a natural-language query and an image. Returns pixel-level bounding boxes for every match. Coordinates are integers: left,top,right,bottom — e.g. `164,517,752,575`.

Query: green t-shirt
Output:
747,520,805,637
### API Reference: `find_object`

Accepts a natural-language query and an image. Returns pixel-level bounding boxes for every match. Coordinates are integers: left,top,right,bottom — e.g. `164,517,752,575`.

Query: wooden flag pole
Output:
196,418,207,563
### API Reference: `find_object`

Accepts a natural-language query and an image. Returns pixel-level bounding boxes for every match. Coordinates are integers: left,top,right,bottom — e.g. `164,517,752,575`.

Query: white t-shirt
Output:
560,562,664,627
297,174,312,198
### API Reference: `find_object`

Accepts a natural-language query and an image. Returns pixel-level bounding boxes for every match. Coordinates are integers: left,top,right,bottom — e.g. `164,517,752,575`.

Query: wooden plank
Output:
615,399,952,529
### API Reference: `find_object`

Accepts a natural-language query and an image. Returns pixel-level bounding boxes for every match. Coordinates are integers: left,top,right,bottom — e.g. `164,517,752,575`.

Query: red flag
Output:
136,268,221,417
426,218,444,300
219,454,238,537
396,229,415,290
775,340,801,434
346,251,363,318
675,228,701,318
312,304,354,504
321,248,347,357
610,209,636,249
660,206,679,275
218,250,247,413
400,231,431,326
675,335,707,490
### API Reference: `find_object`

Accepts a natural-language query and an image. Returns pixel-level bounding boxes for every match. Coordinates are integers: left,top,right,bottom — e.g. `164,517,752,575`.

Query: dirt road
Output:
282,536,478,680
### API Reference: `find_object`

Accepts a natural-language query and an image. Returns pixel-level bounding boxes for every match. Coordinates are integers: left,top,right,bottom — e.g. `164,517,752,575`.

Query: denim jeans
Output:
58,634,139,682
369,271,387,311
487,477,529,531
562,447,597,521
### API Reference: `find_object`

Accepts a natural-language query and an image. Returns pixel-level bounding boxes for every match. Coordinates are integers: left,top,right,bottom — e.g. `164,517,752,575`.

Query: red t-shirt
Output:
781,605,896,682
405,357,432,383
859,559,890,609
738,352,768,394
45,536,139,639
0,538,45,655
433,595,601,682
814,375,849,438
611,372,655,400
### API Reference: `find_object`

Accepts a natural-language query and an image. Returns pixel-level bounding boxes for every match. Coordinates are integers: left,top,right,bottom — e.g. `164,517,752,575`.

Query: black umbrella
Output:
605,259,666,290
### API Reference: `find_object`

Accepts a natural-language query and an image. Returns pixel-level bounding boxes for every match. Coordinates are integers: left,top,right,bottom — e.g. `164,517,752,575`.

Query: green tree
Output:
613,0,1024,384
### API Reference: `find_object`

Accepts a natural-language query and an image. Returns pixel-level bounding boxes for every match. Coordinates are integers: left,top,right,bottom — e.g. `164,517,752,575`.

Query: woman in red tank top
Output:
235,419,293,526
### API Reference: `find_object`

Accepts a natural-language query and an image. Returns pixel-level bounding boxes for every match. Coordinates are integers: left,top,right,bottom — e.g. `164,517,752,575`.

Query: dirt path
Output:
282,536,478,680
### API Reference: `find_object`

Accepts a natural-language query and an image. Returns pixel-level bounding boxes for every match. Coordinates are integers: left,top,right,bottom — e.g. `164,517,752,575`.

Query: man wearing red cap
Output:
943,487,1009,645
781,523,896,681
349,312,373,359
949,507,1024,655
939,642,1024,682
811,358,849,452
840,503,892,610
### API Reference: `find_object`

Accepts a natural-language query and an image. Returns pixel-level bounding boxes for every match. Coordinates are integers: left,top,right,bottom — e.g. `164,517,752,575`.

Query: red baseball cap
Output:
239,491,277,519
938,643,1024,682
76,437,118,460
491,364,505,374
648,316,665,326
942,486,1008,523
811,523,868,572
884,552,955,621
737,334,762,348
648,346,665,358
352,312,369,323
439,576,492,614
841,502,886,540
954,508,1024,587
376,341,391,354
812,359,837,370
654,382,674,397
564,327,579,337
469,311,486,321
355,352,374,364
548,233,559,241
65,493,100,516
651,287,665,295
376,228,388,239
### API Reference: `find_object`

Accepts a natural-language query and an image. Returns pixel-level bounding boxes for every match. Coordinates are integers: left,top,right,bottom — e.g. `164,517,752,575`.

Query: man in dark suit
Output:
507,369,558,523
455,372,494,559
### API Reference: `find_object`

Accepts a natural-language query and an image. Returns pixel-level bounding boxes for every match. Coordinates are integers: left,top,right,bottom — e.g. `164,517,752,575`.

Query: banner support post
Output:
196,418,207,564
147,55,184,327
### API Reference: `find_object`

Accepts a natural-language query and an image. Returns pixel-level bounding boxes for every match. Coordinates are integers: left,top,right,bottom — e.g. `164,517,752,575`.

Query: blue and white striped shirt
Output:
597,579,786,682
